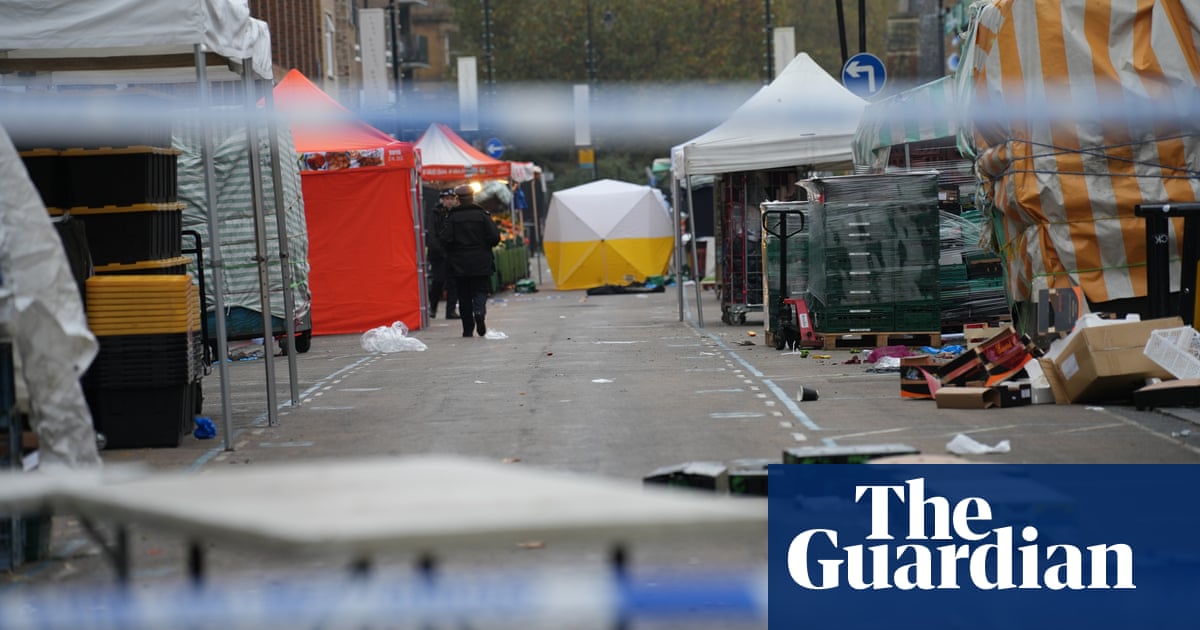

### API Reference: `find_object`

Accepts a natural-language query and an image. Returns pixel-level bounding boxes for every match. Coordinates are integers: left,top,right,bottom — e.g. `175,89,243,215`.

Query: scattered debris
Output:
946,433,1011,455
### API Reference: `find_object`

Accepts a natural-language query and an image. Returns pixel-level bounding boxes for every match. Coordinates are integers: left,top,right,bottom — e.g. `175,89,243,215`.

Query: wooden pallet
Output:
819,331,942,350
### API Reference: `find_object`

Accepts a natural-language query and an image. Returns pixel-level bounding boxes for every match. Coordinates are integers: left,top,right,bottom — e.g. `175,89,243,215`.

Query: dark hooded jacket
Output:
437,201,501,277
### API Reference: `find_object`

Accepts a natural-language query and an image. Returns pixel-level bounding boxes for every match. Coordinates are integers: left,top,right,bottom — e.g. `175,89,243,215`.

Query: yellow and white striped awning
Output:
957,0,1200,306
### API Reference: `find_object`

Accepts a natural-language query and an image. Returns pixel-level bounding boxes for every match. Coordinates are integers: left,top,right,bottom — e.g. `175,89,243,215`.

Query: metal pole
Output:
585,0,598,180
685,162,704,328
531,174,543,285
836,0,848,69
763,0,774,83
586,0,595,84
483,0,494,94
243,65,279,427
262,84,300,407
673,167,684,322
858,0,866,53
389,1,400,106
413,167,429,330
195,46,234,451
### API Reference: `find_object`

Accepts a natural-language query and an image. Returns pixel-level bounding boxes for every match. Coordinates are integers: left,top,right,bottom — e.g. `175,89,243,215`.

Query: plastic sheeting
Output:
174,119,311,322
0,127,101,469
0,0,272,81
956,0,1200,305
852,76,960,172
802,173,942,332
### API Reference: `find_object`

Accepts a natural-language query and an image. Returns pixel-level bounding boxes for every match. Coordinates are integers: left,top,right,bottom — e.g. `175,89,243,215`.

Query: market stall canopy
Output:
672,53,866,178
273,69,413,161
0,0,273,82
957,0,1200,306
852,76,960,171
414,123,537,183
272,71,423,335
544,179,673,291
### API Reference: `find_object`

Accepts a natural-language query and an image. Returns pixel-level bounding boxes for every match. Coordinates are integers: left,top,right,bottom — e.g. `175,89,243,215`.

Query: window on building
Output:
324,13,336,80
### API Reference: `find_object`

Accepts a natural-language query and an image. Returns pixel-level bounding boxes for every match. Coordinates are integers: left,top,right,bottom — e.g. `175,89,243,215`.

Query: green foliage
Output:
452,0,892,84
448,0,893,194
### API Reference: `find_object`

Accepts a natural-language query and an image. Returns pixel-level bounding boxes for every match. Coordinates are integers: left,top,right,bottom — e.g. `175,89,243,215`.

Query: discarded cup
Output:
798,386,820,402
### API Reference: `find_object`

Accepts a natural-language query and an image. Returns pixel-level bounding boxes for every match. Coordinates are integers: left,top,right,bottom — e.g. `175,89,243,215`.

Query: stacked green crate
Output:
805,173,941,333
761,202,810,334
940,207,1009,325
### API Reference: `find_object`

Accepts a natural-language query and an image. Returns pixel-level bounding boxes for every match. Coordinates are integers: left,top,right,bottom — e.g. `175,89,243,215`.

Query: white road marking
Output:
710,412,767,419
827,427,910,440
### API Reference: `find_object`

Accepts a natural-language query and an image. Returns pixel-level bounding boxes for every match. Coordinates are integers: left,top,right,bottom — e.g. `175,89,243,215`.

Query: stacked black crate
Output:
0,269,23,570
82,275,202,448
805,173,942,335
18,111,197,449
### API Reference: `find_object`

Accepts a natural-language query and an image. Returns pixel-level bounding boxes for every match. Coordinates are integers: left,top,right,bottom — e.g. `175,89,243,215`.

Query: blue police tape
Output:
0,568,765,628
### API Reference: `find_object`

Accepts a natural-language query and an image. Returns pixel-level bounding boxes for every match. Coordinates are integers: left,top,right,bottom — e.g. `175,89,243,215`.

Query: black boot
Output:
475,314,487,337
446,305,458,319
461,314,474,337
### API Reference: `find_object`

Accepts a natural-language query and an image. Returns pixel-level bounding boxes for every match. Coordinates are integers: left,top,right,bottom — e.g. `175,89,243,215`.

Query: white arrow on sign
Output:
845,59,876,93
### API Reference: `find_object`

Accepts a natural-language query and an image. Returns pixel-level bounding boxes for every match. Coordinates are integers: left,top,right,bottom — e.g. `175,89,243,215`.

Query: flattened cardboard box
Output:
935,386,1000,409
900,355,946,399
1053,316,1182,403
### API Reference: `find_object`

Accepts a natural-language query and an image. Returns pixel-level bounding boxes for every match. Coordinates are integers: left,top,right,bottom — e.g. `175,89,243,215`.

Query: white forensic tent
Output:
544,179,673,291
0,0,286,450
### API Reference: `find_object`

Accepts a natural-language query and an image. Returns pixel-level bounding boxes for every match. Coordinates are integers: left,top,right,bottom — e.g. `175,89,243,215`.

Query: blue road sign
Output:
484,137,505,159
841,52,887,99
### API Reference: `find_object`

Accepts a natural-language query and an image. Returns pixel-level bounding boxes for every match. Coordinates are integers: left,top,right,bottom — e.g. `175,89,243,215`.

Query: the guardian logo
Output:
787,478,1135,591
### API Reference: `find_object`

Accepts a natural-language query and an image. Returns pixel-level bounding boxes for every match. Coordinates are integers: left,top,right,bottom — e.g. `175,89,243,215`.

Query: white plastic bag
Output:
360,321,427,353
946,433,1011,455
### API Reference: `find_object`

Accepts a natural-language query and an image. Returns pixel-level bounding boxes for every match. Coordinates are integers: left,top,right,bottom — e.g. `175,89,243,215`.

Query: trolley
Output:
719,195,763,325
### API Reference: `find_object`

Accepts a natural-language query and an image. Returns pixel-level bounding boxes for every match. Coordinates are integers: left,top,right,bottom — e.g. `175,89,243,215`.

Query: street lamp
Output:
585,0,614,85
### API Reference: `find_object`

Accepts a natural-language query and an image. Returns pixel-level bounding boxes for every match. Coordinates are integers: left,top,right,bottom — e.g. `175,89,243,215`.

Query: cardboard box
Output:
900,355,947,399
935,386,1001,409
993,380,1033,407
1039,357,1071,404
938,348,986,386
1037,287,1085,335
1053,316,1183,403
964,323,1005,345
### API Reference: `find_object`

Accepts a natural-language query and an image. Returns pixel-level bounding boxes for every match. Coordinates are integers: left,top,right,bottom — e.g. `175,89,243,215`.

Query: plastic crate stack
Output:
804,173,942,334
34,146,186,275
82,275,203,448
938,207,1009,327
18,113,199,449
1,268,23,570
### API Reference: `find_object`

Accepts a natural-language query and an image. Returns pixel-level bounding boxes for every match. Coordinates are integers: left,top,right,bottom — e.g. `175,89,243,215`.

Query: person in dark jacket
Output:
426,189,459,319
438,184,501,337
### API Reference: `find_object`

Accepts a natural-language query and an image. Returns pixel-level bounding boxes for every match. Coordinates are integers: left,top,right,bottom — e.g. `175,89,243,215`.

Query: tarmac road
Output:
5,261,1200,626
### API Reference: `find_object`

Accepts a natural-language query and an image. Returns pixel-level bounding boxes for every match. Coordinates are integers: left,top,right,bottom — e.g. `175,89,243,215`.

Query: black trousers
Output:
428,257,457,312
454,275,491,329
